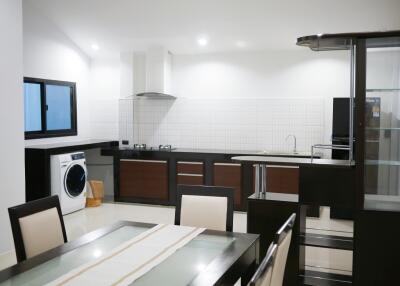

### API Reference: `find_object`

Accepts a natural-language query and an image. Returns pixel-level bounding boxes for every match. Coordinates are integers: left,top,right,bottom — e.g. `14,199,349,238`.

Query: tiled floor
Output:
0,203,353,276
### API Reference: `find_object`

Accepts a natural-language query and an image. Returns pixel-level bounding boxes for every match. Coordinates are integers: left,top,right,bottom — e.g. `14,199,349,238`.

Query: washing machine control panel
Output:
71,153,85,160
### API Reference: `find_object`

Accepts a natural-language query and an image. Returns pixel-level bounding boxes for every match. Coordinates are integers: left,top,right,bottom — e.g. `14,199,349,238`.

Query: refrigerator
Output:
330,97,381,219
331,98,355,159
332,97,381,160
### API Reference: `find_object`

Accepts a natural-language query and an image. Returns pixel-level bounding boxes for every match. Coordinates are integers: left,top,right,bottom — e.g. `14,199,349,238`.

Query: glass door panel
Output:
364,37,400,211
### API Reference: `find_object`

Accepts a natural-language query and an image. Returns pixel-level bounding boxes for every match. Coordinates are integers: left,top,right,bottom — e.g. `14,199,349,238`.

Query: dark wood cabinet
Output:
213,163,242,208
176,161,204,186
354,209,400,285
119,159,168,201
253,166,299,194
111,150,309,211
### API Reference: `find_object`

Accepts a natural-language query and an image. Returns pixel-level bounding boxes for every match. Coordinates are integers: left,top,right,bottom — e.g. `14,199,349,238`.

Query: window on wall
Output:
24,77,77,139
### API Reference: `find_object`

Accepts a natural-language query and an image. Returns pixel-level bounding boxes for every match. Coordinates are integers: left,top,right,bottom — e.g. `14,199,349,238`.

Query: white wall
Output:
0,0,25,253
19,1,355,154
86,59,120,197
23,1,92,146
89,58,120,140
133,49,350,154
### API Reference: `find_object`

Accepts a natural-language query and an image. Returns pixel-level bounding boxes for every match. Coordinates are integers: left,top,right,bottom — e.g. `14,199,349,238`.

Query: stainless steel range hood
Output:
136,92,175,99
134,47,176,99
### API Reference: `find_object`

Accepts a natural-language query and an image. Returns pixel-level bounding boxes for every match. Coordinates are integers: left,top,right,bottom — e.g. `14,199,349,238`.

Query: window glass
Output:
23,78,76,139
45,84,72,130
24,83,42,132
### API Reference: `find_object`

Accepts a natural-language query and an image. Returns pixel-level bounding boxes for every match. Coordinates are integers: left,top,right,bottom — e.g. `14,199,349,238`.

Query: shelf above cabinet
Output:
300,233,353,251
365,195,400,212
366,88,400,92
366,127,400,130
365,160,400,166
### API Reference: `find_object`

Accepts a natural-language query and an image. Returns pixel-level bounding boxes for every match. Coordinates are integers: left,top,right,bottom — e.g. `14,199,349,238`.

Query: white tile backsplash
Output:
130,97,325,152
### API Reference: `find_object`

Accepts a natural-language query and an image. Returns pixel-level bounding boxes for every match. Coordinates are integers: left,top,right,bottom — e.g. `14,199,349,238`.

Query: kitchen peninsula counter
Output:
231,155,354,168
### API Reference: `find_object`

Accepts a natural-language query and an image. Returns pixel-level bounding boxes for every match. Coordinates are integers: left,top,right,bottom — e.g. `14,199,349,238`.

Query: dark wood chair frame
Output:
248,242,277,286
274,213,296,245
175,185,235,232
8,195,67,262
249,213,296,286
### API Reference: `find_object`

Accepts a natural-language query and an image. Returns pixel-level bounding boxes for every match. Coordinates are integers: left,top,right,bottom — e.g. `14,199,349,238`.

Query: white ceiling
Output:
24,0,400,58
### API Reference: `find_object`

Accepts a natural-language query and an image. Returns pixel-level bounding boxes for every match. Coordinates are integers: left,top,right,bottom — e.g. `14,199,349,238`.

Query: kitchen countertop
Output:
103,146,316,158
25,139,118,150
248,192,299,202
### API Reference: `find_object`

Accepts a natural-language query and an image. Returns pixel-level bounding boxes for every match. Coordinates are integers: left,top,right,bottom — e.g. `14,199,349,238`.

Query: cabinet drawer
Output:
253,165,299,194
177,161,203,174
213,163,242,208
177,173,204,186
119,159,168,200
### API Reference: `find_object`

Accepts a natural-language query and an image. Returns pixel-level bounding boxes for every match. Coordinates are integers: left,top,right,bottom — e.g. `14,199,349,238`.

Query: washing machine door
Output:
64,163,86,197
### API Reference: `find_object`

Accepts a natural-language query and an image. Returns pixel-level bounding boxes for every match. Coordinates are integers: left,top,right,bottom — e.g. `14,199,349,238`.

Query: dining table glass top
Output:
0,224,236,286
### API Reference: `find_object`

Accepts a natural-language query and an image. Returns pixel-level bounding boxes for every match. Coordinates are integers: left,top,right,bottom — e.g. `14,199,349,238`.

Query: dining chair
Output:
248,242,278,286
175,185,234,231
269,213,296,286
8,195,68,262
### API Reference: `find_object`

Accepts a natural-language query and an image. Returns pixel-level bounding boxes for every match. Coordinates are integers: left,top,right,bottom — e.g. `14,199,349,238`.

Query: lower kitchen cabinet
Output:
177,174,203,185
176,161,204,186
119,159,168,201
213,163,242,208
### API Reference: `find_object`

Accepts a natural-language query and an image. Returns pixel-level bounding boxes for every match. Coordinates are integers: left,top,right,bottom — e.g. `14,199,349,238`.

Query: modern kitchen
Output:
1,1,400,285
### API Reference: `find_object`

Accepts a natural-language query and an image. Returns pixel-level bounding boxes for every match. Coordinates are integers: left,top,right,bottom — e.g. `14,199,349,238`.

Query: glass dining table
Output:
0,221,259,286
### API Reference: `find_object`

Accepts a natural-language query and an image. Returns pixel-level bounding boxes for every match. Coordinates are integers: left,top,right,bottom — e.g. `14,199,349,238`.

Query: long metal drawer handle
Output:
177,173,203,177
214,163,241,166
177,161,203,165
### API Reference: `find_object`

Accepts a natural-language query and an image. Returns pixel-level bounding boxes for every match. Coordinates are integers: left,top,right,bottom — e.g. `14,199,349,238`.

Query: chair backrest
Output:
270,213,296,286
175,185,234,231
8,195,67,262
248,242,277,286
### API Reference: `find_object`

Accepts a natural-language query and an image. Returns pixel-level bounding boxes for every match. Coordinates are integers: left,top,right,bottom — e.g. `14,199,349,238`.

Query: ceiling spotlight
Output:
91,43,100,51
197,36,208,47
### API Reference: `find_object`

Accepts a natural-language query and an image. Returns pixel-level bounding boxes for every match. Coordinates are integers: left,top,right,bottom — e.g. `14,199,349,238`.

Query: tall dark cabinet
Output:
297,30,400,285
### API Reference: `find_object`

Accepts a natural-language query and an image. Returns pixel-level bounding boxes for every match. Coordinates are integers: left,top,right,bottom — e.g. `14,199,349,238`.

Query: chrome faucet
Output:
285,134,297,154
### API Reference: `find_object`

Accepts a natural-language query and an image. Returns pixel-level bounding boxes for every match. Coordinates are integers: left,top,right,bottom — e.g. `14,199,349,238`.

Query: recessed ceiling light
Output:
93,249,102,258
197,36,208,47
91,43,99,51
235,41,247,48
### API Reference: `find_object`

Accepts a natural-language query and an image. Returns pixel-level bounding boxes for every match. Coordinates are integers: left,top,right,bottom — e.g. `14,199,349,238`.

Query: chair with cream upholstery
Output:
8,195,67,262
175,185,234,231
269,213,296,286
248,242,277,286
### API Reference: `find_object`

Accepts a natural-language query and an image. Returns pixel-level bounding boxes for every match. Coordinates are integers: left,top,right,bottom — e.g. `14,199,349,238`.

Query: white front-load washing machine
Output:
51,152,87,215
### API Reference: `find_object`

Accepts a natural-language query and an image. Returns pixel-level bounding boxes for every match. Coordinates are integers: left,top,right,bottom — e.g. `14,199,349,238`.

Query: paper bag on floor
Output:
86,180,104,207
